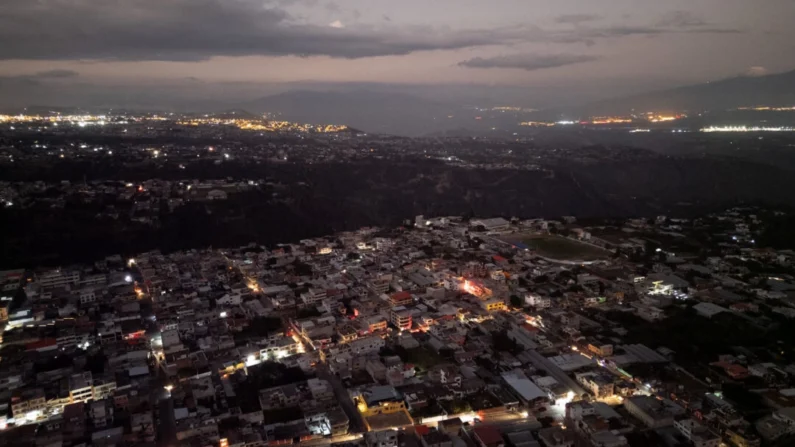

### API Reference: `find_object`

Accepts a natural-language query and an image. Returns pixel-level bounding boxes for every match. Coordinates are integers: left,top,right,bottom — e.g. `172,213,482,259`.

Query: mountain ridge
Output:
576,69,795,115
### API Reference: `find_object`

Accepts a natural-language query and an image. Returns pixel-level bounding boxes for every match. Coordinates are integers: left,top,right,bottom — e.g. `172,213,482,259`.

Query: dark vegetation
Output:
3,140,795,268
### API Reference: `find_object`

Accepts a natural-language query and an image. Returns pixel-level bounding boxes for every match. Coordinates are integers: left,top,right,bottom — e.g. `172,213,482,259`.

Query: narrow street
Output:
317,364,367,435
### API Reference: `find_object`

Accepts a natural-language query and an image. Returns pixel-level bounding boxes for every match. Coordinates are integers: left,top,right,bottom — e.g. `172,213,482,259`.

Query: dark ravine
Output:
3,154,795,269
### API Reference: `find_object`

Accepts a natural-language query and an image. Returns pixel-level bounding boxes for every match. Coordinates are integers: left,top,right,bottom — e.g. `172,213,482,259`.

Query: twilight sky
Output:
0,0,793,108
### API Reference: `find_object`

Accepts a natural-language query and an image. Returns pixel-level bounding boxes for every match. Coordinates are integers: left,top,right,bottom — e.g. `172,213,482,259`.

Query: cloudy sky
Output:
0,0,793,108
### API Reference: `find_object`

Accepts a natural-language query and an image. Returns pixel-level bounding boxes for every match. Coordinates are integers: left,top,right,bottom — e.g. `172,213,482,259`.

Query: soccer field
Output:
522,235,609,261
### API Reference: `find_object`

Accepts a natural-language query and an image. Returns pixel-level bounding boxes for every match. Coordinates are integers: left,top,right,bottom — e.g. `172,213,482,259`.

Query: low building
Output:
537,427,574,447
472,425,505,447
624,396,684,428
693,302,727,318
575,371,615,398
420,430,453,447
501,370,549,407
471,218,510,233
588,343,613,357
755,407,795,442
674,418,721,447
481,299,506,312
366,429,398,447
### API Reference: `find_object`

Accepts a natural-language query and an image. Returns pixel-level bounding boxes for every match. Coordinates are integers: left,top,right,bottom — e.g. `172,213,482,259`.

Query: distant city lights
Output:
701,126,795,132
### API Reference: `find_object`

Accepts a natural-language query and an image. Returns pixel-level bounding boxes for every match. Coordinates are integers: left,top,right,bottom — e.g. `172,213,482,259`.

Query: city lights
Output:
701,125,795,132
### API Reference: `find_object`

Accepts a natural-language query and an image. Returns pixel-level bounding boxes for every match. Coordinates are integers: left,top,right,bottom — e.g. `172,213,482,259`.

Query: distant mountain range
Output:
578,69,795,115
5,68,794,135
241,90,456,136
239,70,795,134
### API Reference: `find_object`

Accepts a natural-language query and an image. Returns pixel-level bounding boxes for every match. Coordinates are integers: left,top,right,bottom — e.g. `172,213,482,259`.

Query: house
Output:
587,343,613,357
674,419,721,447
472,425,505,447
481,299,506,312
755,407,795,442
419,430,453,447
390,291,413,307
471,218,510,233
525,294,551,309
365,429,398,447
537,427,574,447
693,302,727,318
501,370,548,407
437,418,462,436
575,372,615,398
711,361,749,380
207,189,228,200
624,396,684,428
62,402,86,442
504,430,540,447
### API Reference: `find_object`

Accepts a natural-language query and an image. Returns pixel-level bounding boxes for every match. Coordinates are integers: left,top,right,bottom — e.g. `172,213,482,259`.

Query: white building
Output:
349,335,385,355
674,419,721,447
366,429,398,447
471,218,510,233
37,269,80,289
525,293,551,308
693,302,727,319
624,396,683,428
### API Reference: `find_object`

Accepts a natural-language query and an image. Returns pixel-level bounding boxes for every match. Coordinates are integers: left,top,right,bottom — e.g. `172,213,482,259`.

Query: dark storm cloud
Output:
568,23,741,41
459,53,599,71
0,0,524,61
554,14,602,25
0,1,743,61
32,69,80,79
0,69,79,84
656,11,708,28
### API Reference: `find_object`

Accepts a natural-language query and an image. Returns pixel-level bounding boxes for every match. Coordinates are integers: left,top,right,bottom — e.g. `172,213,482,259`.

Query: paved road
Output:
317,364,367,434
156,394,176,447
301,433,363,446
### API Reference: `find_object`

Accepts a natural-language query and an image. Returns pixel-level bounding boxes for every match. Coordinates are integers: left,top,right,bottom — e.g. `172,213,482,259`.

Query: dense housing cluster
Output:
3,207,795,446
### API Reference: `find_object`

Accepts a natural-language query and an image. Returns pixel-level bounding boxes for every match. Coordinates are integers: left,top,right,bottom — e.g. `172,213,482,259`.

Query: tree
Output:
439,347,456,359
292,260,313,276
297,307,321,319
11,287,26,311
492,330,519,353
450,399,472,414
510,295,524,308
248,316,283,336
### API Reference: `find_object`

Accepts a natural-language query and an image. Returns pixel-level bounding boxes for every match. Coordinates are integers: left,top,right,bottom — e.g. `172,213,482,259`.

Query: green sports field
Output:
519,234,609,261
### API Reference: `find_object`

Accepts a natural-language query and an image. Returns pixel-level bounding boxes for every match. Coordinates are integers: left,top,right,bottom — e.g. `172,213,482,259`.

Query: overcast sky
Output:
0,0,793,108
